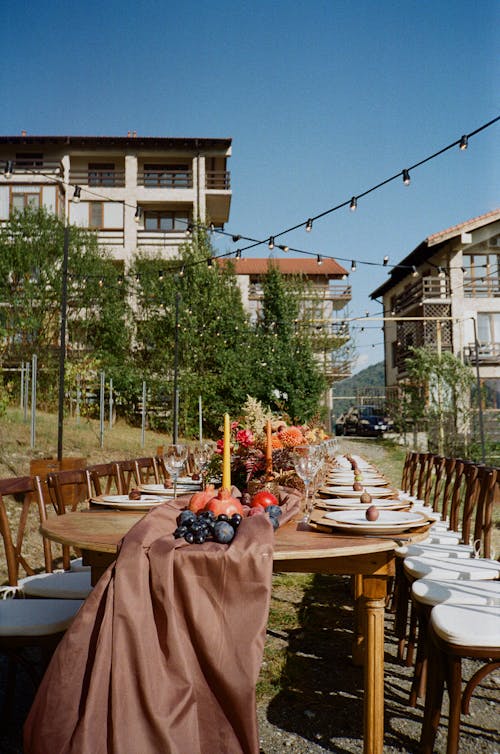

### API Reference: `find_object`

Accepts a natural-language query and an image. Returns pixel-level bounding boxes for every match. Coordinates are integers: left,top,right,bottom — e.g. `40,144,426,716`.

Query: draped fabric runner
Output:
24,490,300,754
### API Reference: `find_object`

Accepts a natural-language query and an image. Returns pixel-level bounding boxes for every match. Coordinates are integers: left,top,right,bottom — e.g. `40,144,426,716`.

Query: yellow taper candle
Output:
265,419,273,475
222,413,231,491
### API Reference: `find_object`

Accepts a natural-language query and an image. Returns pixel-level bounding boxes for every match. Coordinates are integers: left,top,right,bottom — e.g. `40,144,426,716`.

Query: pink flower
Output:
231,421,239,431
236,429,255,447
215,439,224,454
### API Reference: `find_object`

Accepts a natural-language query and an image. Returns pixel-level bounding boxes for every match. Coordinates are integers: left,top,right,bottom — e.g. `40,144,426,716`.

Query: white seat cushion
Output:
396,542,474,560
431,604,500,647
421,530,462,546
69,557,91,573
412,578,500,607
20,571,93,599
404,555,500,581
0,599,83,636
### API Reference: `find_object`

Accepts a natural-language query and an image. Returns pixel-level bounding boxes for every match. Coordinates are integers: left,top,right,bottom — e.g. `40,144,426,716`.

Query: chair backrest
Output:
0,475,52,586
133,457,159,485
86,462,122,497
46,469,92,515
439,458,457,520
416,452,434,501
429,456,446,511
472,466,498,558
406,451,420,496
115,459,138,493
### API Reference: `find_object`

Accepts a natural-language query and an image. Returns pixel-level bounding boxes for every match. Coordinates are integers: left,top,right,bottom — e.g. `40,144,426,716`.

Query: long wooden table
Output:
41,509,420,754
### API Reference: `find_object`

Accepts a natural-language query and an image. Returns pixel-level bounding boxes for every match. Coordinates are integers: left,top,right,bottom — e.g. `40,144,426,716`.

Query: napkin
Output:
23,497,286,754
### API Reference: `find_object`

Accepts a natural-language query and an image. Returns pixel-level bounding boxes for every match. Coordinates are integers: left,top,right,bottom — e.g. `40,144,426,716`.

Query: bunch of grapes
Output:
174,510,241,545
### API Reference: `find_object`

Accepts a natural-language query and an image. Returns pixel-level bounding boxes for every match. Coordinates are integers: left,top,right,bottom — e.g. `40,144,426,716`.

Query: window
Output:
88,163,116,187
89,202,104,228
143,164,191,188
11,189,40,212
463,253,500,297
477,312,500,343
143,210,190,231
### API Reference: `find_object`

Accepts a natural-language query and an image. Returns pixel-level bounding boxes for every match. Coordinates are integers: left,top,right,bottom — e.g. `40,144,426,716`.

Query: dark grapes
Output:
174,509,237,546
213,521,235,544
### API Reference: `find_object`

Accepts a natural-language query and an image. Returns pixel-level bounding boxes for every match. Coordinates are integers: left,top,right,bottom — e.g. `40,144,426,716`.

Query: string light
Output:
268,236,275,250
232,234,241,242
207,258,213,268
235,249,242,259
278,244,289,252
158,270,164,281
412,266,419,277
316,254,323,265
349,196,357,212
4,161,13,179
72,185,81,202
134,207,142,223
351,260,357,272
459,135,468,151
383,256,389,266
305,218,313,232
402,169,411,186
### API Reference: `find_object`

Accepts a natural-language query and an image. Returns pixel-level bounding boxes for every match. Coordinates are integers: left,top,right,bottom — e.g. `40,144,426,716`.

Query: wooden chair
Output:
115,459,138,493
86,462,123,497
46,469,93,571
420,602,500,753
133,457,159,485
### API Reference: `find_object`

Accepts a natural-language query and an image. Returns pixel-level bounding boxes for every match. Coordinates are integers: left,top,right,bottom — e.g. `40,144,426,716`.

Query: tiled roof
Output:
218,257,348,277
427,208,500,246
0,135,232,149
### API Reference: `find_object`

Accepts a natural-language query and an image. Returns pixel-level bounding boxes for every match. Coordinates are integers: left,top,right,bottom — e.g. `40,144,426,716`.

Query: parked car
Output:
334,413,346,436
342,405,393,437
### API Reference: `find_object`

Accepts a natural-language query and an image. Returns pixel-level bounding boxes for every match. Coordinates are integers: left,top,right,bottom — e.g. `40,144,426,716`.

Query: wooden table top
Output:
40,507,427,565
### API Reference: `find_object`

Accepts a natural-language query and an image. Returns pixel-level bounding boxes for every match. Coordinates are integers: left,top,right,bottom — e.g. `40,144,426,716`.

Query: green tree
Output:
254,265,326,422
0,207,132,405
131,229,256,436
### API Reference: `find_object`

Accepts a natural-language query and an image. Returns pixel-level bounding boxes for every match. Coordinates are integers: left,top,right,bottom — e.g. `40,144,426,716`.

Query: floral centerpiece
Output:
206,396,328,493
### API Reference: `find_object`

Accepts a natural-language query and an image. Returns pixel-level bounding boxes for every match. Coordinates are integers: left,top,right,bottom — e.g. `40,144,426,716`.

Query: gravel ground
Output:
2,438,499,753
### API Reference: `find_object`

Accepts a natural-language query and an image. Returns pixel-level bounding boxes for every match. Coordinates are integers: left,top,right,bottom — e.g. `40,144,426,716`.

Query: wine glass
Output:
192,442,212,488
164,444,188,499
292,446,322,523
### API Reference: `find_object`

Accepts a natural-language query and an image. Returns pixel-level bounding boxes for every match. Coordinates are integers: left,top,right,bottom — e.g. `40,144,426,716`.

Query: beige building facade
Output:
371,209,500,407
0,134,232,265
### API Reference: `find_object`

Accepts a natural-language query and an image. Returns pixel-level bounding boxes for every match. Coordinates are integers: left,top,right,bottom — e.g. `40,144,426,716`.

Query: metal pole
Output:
99,371,105,448
76,373,81,426
20,361,24,410
109,377,114,430
472,317,486,463
198,395,203,444
30,353,37,449
24,361,30,422
57,225,70,461
141,380,147,448
172,291,180,443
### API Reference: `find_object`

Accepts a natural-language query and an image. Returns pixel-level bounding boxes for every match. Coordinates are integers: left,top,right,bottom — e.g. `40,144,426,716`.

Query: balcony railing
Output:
393,275,449,314
138,170,193,188
463,342,500,364
463,278,500,298
10,160,63,176
206,170,231,190
69,170,126,187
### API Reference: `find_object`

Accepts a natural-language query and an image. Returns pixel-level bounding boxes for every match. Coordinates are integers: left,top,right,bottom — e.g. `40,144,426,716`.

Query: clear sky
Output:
2,0,499,373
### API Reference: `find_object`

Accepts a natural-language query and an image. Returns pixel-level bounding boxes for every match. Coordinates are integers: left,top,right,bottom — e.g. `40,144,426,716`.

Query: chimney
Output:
127,130,131,137
132,130,137,138
21,130,27,136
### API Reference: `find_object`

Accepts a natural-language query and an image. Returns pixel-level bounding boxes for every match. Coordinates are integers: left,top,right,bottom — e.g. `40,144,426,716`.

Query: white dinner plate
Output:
321,509,429,535
320,486,396,498
318,498,408,510
91,494,166,510
139,482,201,496
327,476,388,487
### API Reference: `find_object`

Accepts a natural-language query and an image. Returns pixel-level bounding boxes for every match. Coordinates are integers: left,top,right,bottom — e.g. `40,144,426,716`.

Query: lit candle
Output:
222,413,231,491
198,395,203,443
265,419,273,476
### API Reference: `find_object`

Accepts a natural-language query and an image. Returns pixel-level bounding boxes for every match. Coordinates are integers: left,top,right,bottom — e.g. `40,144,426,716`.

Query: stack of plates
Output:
321,509,429,535
91,494,166,510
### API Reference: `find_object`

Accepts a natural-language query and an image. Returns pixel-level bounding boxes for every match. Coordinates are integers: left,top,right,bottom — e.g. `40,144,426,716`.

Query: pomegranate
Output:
365,505,380,522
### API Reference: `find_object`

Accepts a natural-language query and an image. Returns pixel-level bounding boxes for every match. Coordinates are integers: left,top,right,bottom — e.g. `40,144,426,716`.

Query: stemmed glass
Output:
192,442,212,488
292,445,322,523
164,444,188,499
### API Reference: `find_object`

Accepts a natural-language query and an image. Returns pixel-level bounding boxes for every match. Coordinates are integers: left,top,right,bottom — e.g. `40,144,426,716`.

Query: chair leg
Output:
406,601,418,667
444,654,462,754
420,638,445,753
409,613,427,707
393,559,410,661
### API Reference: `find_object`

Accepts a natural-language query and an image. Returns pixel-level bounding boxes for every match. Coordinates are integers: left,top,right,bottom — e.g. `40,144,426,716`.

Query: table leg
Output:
362,575,387,754
352,574,365,666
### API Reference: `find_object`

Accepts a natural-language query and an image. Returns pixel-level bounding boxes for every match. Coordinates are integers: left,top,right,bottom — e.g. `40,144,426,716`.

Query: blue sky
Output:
2,0,499,372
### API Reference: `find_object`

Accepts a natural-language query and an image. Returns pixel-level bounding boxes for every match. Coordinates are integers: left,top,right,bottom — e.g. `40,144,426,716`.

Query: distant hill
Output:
332,361,385,418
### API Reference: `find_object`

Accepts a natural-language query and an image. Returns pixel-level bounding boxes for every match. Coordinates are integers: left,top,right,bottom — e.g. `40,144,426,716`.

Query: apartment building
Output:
370,208,500,407
0,133,232,265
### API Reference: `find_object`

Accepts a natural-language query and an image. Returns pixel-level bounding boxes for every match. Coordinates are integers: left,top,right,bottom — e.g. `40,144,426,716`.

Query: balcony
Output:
249,283,351,310
393,276,449,314
464,277,500,299
8,160,63,179
206,170,231,190
137,229,188,249
138,169,193,189
463,342,500,364
69,169,125,187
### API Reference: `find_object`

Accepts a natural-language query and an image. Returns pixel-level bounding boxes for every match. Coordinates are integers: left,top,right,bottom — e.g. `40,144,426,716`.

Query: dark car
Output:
343,405,393,437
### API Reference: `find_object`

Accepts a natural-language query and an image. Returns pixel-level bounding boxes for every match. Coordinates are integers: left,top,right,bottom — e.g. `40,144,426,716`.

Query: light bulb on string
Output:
349,196,357,212
73,185,81,202
268,236,275,250
402,169,411,186
459,135,468,151
232,234,241,242
383,256,389,266
411,266,419,277
316,254,322,265
235,249,242,259
278,244,289,252
134,207,142,223
305,218,313,232
4,161,13,179
351,260,357,272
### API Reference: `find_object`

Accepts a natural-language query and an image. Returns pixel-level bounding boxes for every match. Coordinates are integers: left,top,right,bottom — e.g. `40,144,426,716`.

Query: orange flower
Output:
278,426,305,448
271,434,284,449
